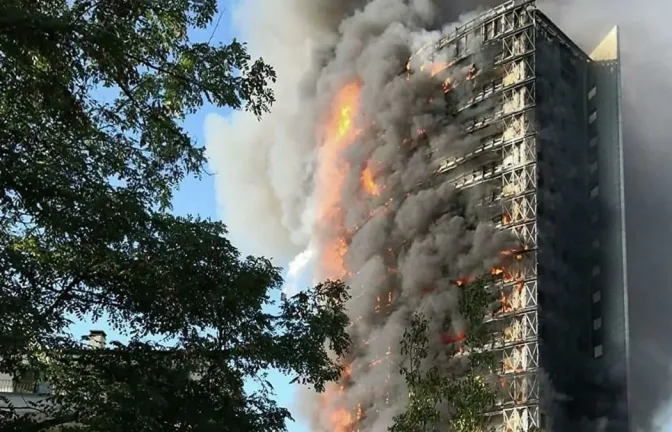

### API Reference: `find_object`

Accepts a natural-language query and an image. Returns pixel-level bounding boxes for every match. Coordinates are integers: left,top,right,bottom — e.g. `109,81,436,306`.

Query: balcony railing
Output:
0,379,50,394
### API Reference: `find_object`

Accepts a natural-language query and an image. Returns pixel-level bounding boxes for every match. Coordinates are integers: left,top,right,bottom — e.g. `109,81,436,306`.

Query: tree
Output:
390,279,497,432
0,1,350,430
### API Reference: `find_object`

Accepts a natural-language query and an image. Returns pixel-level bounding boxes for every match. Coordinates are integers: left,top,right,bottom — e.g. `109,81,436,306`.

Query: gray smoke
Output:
205,0,672,430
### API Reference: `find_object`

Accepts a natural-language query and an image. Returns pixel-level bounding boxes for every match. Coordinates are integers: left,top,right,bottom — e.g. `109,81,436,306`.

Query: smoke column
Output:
204,0,672,430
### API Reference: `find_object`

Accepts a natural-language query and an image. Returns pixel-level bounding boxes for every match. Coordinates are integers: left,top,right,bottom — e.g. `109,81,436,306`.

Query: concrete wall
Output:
588,26,630,432
534,17,596,429
532,19,630,431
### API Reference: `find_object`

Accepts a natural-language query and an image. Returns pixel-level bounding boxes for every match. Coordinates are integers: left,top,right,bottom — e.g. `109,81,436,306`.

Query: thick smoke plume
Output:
204,0,672,430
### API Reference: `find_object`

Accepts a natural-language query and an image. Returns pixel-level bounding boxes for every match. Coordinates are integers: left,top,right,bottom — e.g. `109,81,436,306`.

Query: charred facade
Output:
410,1,629,430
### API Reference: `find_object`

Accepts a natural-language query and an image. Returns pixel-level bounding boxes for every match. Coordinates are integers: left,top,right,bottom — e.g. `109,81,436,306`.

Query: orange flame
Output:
361,165,380,196
419,62,452,77
500,290,513,313
356,404,363,421
491,267,505,276
431,63,449,76
330,409,353,431
443,77,453,93
316,82,364,432
316,82,362,280
441,331,466,345
455,276,476,286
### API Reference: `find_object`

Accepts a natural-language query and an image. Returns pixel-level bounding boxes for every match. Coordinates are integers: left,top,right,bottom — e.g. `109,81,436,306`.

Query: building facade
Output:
0,330,106,417
422,1,629,430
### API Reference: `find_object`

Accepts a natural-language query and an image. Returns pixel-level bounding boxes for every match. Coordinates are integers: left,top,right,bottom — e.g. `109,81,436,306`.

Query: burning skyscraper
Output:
307,1,628,430
207,0,632,430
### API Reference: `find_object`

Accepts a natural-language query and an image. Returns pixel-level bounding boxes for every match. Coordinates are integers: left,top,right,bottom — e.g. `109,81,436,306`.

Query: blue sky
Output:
69,1,308,430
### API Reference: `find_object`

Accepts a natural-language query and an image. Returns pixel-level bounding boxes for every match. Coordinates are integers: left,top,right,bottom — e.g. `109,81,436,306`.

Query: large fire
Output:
330,409,353,432
317,82,362,280
315,77,528,431
316,82,365,432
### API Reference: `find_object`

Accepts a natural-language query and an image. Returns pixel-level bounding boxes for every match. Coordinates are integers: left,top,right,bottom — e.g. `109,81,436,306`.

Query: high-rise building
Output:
422,0,628,430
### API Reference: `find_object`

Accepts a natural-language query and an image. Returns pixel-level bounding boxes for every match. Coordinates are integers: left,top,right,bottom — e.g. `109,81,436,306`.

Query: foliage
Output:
390,278,497,432
460,278,493,348
0,0,350,431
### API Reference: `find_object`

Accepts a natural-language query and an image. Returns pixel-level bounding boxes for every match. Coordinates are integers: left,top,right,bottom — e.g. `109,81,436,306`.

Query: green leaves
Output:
460,278,494,348
391,278,496,432
0,1,345,431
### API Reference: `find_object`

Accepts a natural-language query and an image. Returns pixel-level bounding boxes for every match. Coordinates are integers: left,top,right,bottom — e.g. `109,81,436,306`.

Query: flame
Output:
430,63,449,76
361,165,380,196
330,409,353,431
500,290,513,313
321,385,353,432
329,83,361,140
316,82,362,280
466,65,478,81
369,358,385,368
455,275,476,286
443,77,453,93
441,331,467,345
316,82,363,432
356,404,363,421
418,60,456,77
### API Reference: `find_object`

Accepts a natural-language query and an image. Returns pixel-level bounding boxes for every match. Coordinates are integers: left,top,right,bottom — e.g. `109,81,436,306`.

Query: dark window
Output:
592,326,604,345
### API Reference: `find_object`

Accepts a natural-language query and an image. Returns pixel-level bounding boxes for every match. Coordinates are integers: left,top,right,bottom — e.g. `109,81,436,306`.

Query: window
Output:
592,265,601,276
594,344,604,358
591,186,599,198
593,317,602,330
592,291,601,303
457,36,467,56
590,162,598,173
589,111,598,124
483,23,491,41
588,86,597,100
590,137,599,148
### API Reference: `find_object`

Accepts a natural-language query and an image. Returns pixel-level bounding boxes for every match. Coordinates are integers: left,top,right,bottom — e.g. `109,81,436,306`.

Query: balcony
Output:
0,379,39,394
0,378,51,412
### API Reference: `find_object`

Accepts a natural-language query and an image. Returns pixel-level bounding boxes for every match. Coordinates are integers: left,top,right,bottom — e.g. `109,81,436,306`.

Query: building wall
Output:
587,27,630,432
533,16,596,429
423,3,628,431
432,4,544,430
0,372,50,416
532,18,630,432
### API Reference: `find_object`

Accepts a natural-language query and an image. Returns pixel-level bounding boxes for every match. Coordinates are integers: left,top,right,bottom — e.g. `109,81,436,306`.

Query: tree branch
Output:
28,412,79,432
40,277,80,320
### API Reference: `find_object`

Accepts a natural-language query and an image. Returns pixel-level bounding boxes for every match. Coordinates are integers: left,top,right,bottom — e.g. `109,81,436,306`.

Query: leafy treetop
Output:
390,278,497,432
0,0,349,431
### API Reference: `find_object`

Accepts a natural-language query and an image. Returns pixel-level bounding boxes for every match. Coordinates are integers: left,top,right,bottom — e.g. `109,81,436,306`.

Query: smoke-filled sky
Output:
205,0,672,430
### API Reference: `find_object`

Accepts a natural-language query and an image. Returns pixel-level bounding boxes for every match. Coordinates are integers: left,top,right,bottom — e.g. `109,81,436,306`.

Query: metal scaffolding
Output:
439,1,541,430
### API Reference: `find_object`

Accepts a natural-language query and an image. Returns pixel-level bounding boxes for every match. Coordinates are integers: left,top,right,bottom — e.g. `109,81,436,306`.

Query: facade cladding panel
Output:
428,1,628,430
